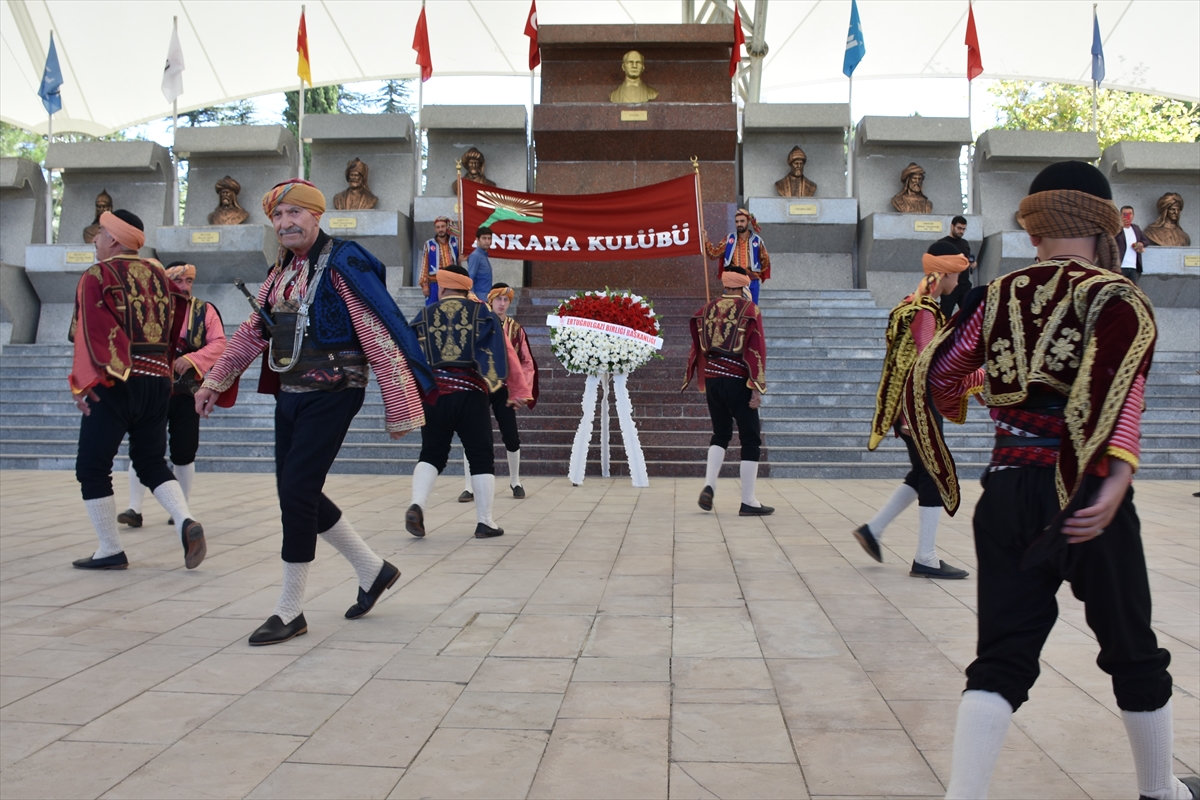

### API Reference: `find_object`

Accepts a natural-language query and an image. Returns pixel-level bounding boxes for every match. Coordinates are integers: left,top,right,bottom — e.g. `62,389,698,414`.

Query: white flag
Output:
161,24,185,103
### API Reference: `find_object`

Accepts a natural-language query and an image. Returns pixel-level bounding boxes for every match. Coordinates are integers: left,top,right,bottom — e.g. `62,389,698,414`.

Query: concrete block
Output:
1139,246,1200,309
1099,141,1199,246
1102,141,1200,175
853,116,970,217
319,210,412,268
153,225,276,284
0,263,40,343
1153,307,1199,352
305,113,417,220
25,244,98,303
176,126,297,227
742,105,849,199
46,141,173,247
748,197,858,254
864,271,918,308
763,252,853,290
977,231,1036,284
857,212,982,287
424,105,528,197
0,158,46,266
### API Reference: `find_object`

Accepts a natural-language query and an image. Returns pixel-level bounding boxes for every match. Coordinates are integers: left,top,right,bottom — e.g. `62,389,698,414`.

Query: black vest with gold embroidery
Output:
411,296,506,392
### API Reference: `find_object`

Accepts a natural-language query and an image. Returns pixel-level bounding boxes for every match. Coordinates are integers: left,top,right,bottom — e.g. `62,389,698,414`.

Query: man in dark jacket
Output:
1117,205,1146,284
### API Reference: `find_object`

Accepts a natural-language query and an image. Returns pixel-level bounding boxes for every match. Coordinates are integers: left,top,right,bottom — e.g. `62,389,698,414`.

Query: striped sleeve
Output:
911,308,937,353
181,304,228,377
201,281,271,393
928,303,986,418
1106,371,1145,470
334,272,425,434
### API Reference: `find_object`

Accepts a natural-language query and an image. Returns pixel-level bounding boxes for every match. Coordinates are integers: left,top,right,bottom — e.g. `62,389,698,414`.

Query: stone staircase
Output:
2,287,1198,480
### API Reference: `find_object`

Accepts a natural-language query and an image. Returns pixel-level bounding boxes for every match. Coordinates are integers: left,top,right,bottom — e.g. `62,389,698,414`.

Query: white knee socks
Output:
274,561,310,624
915,506,943,568
174,462,195,500
127,464,145,513
740,461,761,508
867,484,918,538
321,516,384,592
412,462,439,509
463,453,472,493
86,496,124,558
151,480,193,540
507,449,522,488
945,690,1013,799
472,474,496,527
705,445,725,489
1123,700,1192,800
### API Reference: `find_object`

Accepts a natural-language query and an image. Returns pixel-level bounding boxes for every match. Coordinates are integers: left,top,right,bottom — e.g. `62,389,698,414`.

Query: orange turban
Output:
437,270,473,291
262,179,326,219
921,253,969,275
721,270,751,289
165,263,196,281
98,211,145,252
487,286,514,304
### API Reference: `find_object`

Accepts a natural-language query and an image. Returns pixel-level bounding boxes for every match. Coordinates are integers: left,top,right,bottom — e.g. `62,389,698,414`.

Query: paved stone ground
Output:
1,470,1196,799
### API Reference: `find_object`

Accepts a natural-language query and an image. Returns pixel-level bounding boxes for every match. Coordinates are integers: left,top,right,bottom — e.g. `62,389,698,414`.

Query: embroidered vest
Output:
425,235,460,279
721,234,765,275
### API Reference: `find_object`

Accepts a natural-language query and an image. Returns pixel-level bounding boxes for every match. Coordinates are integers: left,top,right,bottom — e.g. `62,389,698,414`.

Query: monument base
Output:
25,244,114,343
859,212,981,306
978,231,1036,283
320,210,411,269
746,197,857,290
0,263,40,343
1141,247,1200,308
155,225,276,285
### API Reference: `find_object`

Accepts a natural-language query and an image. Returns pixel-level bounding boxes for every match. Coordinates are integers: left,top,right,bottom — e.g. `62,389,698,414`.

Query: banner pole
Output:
455,158,465,261
846,75,854,197
692,156,710,305
298,6,305,180
45,111,53,244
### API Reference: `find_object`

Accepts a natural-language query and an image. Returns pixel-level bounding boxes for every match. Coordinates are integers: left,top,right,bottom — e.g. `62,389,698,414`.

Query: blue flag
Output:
843,0,866,78
1090,8,1105,85
38,32,63,115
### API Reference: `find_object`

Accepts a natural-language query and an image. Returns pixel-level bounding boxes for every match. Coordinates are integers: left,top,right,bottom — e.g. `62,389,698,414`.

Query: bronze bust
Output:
775,146,817,198
82,189,113,243
451,147,496,195
609,50,658,104
891,163,933,214
333,158,378,210
1143,192,1191,247
208,176,249,225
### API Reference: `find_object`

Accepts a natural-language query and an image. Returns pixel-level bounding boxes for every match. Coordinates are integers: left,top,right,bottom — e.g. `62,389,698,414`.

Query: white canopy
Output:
2,0,1196,137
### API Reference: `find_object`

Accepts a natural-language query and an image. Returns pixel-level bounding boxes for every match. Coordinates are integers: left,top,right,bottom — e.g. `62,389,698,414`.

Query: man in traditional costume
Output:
120,262,234,528
853,240,978,580
683,267,772,516
195,179,435,646
69,210,206,571
705,209,771,305
459,283,538,503
905,161,1198,800
406,266,531,539
419,216,460,305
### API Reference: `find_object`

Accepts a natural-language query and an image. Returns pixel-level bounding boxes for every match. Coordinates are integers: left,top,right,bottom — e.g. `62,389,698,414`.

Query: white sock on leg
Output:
320,516,385,592
945,689,1013,799
174,462,195,501
412,462,438,509
85,496,124,558
507,449,522,488
915,505,942,568
152,480,193,539
127,463,145,513
472,474,496,527
704,445,725,489
463,453,472,494
867,484,918,538
273,561,310,624
1123,700,1192,800
739,461,760,508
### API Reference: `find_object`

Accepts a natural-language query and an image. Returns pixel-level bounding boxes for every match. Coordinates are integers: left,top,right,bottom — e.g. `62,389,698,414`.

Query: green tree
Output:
284,85,341,177
375,80,415,115
180,101,255,127
989,80,1200,151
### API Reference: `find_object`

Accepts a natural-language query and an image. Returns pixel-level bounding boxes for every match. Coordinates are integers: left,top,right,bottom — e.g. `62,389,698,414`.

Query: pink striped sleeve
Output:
911,308,937,353
1106,371,1145,470
181,304,228,377
201,280,272,393
928,303,986,418
334,272,425,434
503,332,532,402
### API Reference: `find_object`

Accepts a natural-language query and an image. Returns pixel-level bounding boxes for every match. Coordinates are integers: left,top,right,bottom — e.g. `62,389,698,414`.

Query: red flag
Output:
524,0,540,71
730,4,745,78
965,2,983,81
296,10,312,86
413,6,432,82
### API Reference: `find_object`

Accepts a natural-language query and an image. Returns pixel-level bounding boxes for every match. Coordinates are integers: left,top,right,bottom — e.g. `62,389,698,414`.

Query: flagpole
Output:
528,70,534,191
845,75,853,198
966,78,973,214
45,111,53,244
692,157,710,306
298,5,306,180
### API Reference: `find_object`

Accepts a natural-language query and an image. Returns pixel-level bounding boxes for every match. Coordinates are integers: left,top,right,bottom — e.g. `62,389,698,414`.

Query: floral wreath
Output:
547,289,663,376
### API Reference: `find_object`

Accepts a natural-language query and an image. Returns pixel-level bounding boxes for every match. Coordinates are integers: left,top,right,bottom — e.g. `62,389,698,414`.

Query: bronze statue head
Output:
787,146,808,176
621,51,646,80
345,158,368,188
215,176,241,208
901,163,926,194
1159,192,1183,222
463,147,485,178
93,189,113,223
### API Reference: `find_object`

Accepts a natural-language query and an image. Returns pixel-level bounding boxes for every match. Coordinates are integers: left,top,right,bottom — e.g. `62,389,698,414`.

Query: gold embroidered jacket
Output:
868,295,947,451
682,293,767,393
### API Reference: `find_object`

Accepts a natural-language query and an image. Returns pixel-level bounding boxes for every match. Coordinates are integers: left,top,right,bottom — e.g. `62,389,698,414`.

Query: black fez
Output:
113,209,145,231
927,240,962,257
1028,161,1112,200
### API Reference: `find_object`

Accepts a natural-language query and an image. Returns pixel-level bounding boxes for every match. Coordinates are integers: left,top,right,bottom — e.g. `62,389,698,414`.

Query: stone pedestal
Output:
155,225,278,284
47,141,173,249
412,197,523,290
24,244,98,342
1100,141,1199,309
852,116,975,304
424,106,527,198
0,158,46,343
742,104,855,289
305,114,416,269
972,129,1099,283
531,24,737,291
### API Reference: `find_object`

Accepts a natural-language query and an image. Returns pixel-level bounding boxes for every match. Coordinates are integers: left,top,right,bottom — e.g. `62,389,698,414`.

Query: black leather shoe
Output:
117,509,143,528
1181,775,1200,799
345,561,401,620
474,523,504,538
910,560,969,579
738,503,774,516
853,524,884,563
698,485,714,511
511,484,525,498
73,552,129,570
180,519,206,569
405,504,425,537
167,517,174,526
458,491,473,503
248,614,307,646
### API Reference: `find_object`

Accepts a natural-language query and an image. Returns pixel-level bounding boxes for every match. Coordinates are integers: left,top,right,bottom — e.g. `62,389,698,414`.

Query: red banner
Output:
459,175,702,262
